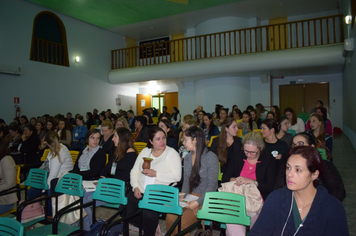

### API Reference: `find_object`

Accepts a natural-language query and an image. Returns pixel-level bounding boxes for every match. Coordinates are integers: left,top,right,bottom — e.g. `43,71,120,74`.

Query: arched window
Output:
30,11,69,66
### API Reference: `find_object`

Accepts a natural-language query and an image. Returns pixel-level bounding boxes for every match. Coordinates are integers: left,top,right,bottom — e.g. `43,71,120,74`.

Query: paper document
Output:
82,180,98,192
144,176,155,189
179,194,199,207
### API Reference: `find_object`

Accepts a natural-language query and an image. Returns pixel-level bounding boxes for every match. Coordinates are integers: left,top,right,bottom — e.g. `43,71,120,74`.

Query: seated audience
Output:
276,117,293,146
197,110,206,128
115,117,130,130
72,129,106,180
0,127,11,146
250,146,348,236
20,124,40,165
127,127,181,236
214,108,228,127
266,111,276,120
202,113,220,145
67,112,75,125
225,131,277,235
158,106,170,121
166,126,219,234
250,109,262,128
271,105,281,121
158,119,178,151
85,112,95,130
30,117,37,127
210,118,243,183
127,110,136,132
255,103,268,119
284,107,305,133
0,138,17,215
35,121,46,141
20,115,29,130
71,115,88,151
232,108,243,123
8,123,22,152
171,107,181,129
100,127,137,181
237,110,258,135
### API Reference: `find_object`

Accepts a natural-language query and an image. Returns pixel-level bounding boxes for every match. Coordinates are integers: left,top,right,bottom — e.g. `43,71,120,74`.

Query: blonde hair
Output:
45,131,62,163
116,117,129,129
101,118,114,130
242,131,264,150
182,114,195,124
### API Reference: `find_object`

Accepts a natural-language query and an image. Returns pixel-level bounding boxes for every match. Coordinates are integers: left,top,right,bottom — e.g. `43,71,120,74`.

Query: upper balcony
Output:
109,14,345,84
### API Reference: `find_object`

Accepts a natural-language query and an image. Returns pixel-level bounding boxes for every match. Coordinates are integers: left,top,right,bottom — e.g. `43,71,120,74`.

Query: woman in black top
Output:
20,124,40,165
99,119,115,156
100,128,137,182
72,129,106,180
158,119,178,151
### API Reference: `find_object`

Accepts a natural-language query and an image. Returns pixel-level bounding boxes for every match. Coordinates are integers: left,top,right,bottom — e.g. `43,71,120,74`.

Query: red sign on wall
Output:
14,97,19,104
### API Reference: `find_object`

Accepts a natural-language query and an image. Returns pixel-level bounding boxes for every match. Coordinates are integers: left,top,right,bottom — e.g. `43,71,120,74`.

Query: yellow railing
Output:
111,14,344,70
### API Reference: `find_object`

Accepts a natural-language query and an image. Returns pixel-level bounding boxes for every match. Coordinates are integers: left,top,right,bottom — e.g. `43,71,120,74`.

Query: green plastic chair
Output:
0,217,24,236
105,184,183,236
176,192,251,235
317,148,328,161
287,129,296,136
297,112,309,123
23,173,84,236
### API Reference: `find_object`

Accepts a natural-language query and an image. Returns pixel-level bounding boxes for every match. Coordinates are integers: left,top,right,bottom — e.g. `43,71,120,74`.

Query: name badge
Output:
75,133,79,137
110,162,117,175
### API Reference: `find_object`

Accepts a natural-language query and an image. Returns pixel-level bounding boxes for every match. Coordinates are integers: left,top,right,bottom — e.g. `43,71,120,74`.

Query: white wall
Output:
272,73,343,129
250,76,271,108
0,0,135,123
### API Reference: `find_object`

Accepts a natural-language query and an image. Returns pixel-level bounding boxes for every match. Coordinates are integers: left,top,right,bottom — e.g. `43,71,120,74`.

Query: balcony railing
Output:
30,37,69,66
111,14,344,70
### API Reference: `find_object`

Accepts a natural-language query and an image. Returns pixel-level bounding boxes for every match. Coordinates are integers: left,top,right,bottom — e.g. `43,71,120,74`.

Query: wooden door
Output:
279,84,305,114
269,18,287,50
304,83,329,114
136,94,151,115
164,92,178,114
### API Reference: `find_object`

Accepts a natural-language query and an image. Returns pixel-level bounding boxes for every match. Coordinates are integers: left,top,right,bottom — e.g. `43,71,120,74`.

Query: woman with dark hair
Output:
46,118,57,132
197,110,206,128
20,124,40,165
166,126,219,234
71,115,88,151
237,110,258,135
30,117,37,127
35,121,46,141
8,123,22,152
229,105,238,117
72,129,106,180
266,111,275,120
250,109,262,128
271,105,281,121
232,108,243,123
0,138,17,215
210,118,242,183
171,107,181,128
274,132,345,202
255,103,268,119
284,107,305,133
306,114,333,159
13,117,21,126
276,117,293,146
261,119,289,171
100,127,137,181
128,126,181,235
0,127,10,146
134,116,149,143
215,108,228,127
20,115,29,130
85,112,95,130
250,146,348,236
306,107,333,136
202,113,220,145
57,118,72,148
158,119,178,151
96,111,106,133
225,131,277,235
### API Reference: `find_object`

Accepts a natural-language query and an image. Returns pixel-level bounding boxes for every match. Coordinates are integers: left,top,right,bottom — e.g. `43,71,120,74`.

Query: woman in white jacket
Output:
27,131,73,216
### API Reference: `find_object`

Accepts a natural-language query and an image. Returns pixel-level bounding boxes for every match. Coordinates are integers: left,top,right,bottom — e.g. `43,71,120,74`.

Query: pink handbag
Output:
19,200,44,220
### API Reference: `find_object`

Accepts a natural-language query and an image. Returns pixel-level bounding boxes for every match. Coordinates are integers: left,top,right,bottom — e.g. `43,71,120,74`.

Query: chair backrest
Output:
287,129,296,136
41,149,50,162
106,154,109,165
0,217,24,236
55,173,84,197
92,178,128,205
138,184,182,215
237,129,243,138
134,142,147,154
218,162,222,182
24,168,49,190
90,125,98,129
15,165,21,185
297,113,309,123
208,136,218,148
317,148,328,161
152,117,158,124
70,150,80,165
197,192,251,226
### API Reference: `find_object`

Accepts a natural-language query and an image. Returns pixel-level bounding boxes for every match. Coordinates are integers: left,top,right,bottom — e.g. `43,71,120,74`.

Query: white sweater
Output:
45,144,74,187
130,146,181,193
289,117,305,134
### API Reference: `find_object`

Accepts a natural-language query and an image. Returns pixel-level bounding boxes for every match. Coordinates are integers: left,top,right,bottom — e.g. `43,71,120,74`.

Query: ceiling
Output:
26,0,340,41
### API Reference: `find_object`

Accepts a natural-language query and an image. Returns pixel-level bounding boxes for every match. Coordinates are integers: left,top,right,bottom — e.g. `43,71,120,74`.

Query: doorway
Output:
279,83,329,115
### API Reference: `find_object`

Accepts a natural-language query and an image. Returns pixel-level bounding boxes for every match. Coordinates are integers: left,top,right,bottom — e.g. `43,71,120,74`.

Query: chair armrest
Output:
0,185,23,197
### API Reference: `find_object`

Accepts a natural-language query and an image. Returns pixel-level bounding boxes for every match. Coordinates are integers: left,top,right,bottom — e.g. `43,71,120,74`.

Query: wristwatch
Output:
254,180,259,186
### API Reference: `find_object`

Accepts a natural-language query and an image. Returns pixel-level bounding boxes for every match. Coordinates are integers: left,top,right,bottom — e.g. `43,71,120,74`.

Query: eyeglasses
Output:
291,141,304,147
242,148,260,156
